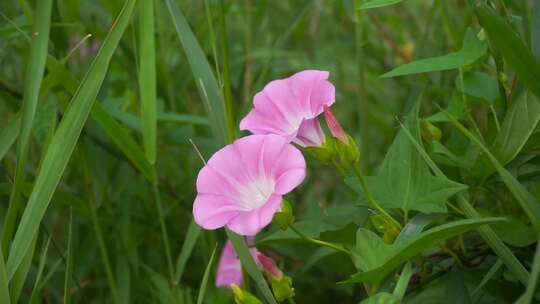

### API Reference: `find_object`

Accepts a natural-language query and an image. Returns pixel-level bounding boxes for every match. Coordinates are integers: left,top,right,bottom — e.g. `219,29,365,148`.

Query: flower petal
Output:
226,195,283,236
193,194,240,230
216,241,243,287
293,118,325,147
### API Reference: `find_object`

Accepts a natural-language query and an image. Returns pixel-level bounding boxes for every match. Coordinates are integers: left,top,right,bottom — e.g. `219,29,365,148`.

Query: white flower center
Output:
236,178,275,211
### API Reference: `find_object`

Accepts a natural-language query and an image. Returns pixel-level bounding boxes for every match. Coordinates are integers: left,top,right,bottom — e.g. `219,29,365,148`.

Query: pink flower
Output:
257,252,283,279
193,134,306,236
216,240,259,288
240,70,335,147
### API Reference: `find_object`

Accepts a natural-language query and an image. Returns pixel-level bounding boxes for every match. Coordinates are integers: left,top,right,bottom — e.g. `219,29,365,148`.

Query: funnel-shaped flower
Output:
240,70,335,147
216,240,259,288
193,134,306,236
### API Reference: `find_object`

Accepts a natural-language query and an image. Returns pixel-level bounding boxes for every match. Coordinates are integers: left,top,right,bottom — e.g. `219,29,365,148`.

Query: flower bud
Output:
273,200,294,230
257,252,283,279
370,215,398,243
231,284,263,304
323,106,348,144
334,135,360,168
420,119,442,143
323,106,360,168
270,276,295,302
305,139,334,164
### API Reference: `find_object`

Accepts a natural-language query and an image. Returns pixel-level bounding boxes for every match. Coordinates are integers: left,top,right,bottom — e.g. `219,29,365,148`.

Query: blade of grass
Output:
196,244,217,304
138,0,157,164
174,219,201,285
516,237,540,304
227,229,277,304
399,121,530,285
29,237,51,304
151,182,175,281
1,0,53,255
0,248,9,304
10,235,37,303
164,0,230,145
5,0,136,282
0,116,21,163
63,210,73,304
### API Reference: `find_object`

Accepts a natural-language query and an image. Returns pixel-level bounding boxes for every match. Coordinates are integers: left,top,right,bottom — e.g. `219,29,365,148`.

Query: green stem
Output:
351,165,402,231
289,224,351,256
152,182,175,282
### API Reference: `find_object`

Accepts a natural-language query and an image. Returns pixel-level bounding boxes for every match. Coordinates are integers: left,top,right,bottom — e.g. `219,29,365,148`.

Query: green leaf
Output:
138,0,157,164
347,104,466,213
360,0,404,10
164,0,229,145
399,122,530,285
174,220,202,284
359,292,400,304
259,204,368,244
6,0,136,279
197,245,217,304
492,216,537,247
475,4,540,100
227,230,277,304
455,71,500,104
471,93,540,179
396,214,441,243
344,218,505,284
63,211,73,304
381,28,487,78
393,262,413,300
29,237,51,304
448,112,540,231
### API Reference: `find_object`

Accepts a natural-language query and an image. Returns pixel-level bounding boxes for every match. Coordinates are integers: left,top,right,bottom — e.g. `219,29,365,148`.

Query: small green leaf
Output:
359,292,400,304
476,4,540,100
0,116,21,162
382,28,487,78
344,218,505,284
174,220,202,284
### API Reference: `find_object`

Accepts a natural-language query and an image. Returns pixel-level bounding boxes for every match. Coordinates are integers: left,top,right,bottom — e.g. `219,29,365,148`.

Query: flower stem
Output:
351,165,402,232
289,224,351,256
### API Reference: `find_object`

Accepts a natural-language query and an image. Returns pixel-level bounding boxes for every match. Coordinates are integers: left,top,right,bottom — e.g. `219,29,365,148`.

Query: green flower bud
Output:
334,135,360,169
305,139,335,164
270,276,295,302
273,199,294,230
420,119,442,143
231,284,263,304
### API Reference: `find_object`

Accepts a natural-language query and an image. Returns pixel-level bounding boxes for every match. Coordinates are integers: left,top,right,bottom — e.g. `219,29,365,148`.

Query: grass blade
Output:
226,229,277,304
63,210,73,304
139,0,157,164
29,237,51,304
516,237,540,304
174,219,201,284
196,244,217,304
6,0,137,280
1,0,53,254
0,249,9,304
476,4,540,100
164,0,230,145
360,0,404,10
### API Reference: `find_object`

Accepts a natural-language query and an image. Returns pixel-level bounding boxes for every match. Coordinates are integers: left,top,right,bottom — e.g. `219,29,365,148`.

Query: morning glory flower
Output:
193,134,306,236
240,70,335,147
